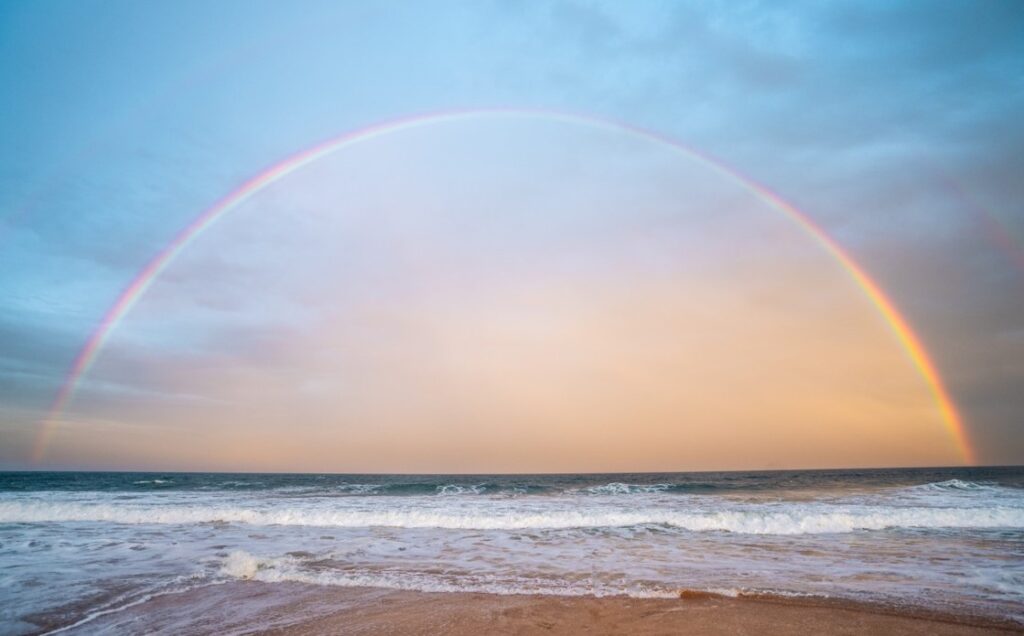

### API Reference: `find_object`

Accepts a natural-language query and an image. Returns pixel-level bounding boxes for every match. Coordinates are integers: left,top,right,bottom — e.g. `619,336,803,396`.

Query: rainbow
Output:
941,176,1024,276
31,108,976,463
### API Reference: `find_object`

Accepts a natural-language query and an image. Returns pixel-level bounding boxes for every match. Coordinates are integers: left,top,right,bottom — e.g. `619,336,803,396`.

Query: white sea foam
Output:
892,480,1024,506
914,479,1010,493
217,551,680,598
221,550,262,579
436,484,487,495
336,484,384,495
214,551,832,601
3,500,1021,534
583,483,671,495
40,578,211,636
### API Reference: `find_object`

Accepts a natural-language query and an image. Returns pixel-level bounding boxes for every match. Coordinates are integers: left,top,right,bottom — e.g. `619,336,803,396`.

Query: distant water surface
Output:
1,467,1022,634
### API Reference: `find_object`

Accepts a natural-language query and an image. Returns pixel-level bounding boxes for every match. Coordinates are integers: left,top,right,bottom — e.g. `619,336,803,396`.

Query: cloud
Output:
2,0,1021,467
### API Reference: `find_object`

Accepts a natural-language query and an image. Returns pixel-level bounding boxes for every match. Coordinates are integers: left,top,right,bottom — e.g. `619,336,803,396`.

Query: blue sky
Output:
1,1,1022,469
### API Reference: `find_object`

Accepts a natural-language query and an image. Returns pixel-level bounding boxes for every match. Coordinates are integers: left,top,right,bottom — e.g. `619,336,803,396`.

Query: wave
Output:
916,479,1008,492
896,480,1024,501
210,478,1024,498
272,485,387,495
268,482,513,496
15,474,1022,499
214,480,265,489
218,551,832,601
275,483,498,496
582,483,672,495
435,484,488,495
218,550,680,598
3,500,1022,534
41,576,211,636
577,480,862,496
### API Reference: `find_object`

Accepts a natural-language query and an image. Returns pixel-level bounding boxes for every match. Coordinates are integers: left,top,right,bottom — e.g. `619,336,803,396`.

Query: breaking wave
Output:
218,550,680,598
914,479,1010,492
3,500,1022,534
582,483,672,495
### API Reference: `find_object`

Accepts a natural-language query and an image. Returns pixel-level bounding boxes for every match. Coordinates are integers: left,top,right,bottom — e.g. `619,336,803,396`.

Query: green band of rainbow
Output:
32,108,975,463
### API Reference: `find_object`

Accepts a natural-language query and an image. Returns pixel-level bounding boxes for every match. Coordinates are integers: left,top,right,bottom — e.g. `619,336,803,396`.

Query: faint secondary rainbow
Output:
940,175,1024,277
31,108,975,463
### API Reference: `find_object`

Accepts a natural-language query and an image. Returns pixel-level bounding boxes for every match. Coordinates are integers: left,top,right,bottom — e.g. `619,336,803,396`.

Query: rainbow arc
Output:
32,108,975,464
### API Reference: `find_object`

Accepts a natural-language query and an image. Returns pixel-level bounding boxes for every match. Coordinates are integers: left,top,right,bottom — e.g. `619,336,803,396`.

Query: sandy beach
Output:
58,582,1023,635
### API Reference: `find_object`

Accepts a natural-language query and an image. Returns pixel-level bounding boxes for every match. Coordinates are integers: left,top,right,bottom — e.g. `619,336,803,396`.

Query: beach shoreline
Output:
8,469,1022,634
54,582,1024,635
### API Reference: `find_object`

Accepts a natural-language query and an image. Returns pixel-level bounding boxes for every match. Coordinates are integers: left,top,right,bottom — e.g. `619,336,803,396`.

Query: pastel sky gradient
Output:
1,1,1022,471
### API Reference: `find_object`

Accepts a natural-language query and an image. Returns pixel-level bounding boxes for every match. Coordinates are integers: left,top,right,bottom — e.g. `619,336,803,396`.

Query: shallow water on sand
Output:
2,467,1022,634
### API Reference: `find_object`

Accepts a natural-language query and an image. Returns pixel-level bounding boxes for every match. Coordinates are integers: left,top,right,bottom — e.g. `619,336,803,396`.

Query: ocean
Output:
1,466,1023,634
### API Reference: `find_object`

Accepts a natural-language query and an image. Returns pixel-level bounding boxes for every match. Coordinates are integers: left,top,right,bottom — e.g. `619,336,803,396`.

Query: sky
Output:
1,0,1022,472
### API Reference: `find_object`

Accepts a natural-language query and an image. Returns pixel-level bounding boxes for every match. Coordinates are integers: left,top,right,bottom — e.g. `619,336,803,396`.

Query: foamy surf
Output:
4,467,1023,633
2,499,1022,534
581,482,672,495
211,550,860,604
216,550,682,598
39,577,213,636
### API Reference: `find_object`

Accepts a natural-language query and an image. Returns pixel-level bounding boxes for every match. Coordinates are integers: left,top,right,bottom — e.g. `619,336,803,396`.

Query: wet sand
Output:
65,582,1023,635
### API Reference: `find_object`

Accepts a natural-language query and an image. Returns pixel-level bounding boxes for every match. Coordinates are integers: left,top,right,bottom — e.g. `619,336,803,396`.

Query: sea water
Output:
1,467,1022,633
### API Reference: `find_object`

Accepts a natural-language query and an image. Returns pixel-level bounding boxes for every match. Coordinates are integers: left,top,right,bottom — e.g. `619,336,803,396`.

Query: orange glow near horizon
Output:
32,112,972,471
